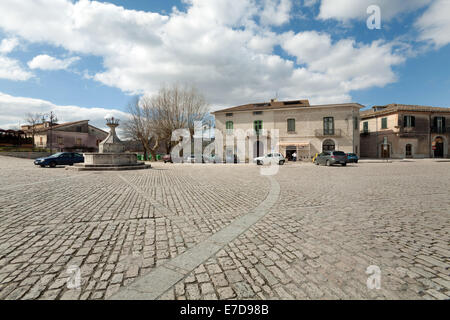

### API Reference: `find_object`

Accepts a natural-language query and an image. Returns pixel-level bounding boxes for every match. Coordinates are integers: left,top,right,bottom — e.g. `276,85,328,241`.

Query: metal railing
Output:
314,129,342,137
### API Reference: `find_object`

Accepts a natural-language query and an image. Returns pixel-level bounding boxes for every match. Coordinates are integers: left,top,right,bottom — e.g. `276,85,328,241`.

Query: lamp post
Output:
41,111,58,154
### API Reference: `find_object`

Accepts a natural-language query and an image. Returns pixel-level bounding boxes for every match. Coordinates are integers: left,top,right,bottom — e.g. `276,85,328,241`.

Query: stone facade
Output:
213,99,362,162
22,120,107,152
360,104,450,159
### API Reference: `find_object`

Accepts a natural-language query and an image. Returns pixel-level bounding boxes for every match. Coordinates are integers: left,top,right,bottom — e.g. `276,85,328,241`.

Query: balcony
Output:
398,127,417,137
431,126,449,134
315,129,342,137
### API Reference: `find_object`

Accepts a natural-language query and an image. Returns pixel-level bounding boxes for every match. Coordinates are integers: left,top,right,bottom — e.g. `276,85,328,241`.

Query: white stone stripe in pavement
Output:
109,176,280,300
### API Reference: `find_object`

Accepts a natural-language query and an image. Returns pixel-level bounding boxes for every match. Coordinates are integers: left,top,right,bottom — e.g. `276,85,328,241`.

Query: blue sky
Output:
0,0,449,129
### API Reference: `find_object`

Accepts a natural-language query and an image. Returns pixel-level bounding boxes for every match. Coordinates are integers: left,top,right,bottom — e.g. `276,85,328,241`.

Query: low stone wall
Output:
0,152,52,159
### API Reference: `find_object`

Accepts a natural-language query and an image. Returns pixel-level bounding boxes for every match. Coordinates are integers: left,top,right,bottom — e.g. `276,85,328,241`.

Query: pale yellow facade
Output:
214,102,362,162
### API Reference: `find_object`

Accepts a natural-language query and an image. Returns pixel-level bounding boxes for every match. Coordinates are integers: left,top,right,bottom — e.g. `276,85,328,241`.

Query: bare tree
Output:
151,84,210,153
123,84,210,160
122,96,160,161
24,112,42,148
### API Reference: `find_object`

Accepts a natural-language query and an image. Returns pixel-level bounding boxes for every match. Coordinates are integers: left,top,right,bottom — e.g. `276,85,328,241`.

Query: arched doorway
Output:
322,139,335,152
253,141,264,158
405,144,412,158
433,137,444,158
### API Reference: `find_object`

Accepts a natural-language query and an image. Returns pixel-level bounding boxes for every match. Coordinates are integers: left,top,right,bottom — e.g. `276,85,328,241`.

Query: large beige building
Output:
213,99,362,162
360,104,450,158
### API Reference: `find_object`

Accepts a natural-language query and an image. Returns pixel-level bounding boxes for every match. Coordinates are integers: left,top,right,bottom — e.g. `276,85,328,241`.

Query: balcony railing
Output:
431,126,449,134
315,129,342,137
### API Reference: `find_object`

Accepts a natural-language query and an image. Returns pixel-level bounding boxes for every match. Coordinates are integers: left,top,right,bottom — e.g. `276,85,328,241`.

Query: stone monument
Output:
68,117,150,171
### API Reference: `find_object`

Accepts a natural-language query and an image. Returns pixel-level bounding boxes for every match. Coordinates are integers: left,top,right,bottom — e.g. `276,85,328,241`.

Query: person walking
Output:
292,152,297,162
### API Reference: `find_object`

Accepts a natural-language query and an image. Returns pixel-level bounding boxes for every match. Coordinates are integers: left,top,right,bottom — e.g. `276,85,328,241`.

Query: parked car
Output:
314,151,347,166
254,153,285,165
34,152,84,168
162,154,172,163
346,153,359,163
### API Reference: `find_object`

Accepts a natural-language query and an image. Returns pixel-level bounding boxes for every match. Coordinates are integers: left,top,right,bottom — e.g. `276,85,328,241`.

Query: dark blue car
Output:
346,153,359,163
34,152,84,168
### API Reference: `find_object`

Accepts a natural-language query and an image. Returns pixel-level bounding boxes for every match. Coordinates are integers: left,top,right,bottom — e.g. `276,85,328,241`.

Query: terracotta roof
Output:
213,99,363,113
361,104,450,119
32,120,89,133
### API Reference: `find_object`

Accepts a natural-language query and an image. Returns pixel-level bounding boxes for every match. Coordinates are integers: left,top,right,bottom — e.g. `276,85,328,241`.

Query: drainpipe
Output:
429,113,432,158
375,115,379,158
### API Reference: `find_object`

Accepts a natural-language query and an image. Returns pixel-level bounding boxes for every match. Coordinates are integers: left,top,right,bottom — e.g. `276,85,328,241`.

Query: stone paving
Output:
0,155,449,300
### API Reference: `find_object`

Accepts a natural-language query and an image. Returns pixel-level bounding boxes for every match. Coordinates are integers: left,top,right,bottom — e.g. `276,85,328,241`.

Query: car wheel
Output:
315,162,319,165
355,160,358,163
326,160,331,167
49,161,57,168
257,160,262,165
40,165,45,168
342,163,347,166
279,160,285,165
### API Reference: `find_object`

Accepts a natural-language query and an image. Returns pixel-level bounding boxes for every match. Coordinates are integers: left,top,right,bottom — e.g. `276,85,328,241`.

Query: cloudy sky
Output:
0,0,449,129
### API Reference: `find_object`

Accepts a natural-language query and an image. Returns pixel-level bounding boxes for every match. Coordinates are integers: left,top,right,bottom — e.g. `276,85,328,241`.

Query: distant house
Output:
21,120,108,152
360,104,450,158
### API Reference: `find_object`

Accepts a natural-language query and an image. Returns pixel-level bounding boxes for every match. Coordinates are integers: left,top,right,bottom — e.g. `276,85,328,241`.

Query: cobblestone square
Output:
0,156,448,300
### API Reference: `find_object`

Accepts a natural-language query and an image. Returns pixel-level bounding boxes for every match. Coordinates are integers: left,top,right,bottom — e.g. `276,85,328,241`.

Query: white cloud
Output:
0,91,129,131
0,0,406,107
416,0,450,47
318,0,431,21
280,31,405,101
0,56,33,81
0,38,19,54
28,55,80,70
260,0,292,26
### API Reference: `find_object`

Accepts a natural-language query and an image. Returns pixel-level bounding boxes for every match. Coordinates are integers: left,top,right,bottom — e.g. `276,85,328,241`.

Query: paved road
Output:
0,156,448,300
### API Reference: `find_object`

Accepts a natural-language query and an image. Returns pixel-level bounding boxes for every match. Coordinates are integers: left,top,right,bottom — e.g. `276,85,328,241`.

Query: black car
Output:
34,152,84,168
314,151,348,166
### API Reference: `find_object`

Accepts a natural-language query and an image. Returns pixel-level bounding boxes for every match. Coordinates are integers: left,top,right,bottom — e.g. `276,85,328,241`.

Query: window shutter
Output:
433,117,438,128
403,116,407,127
443,117,446,128
411,116,415,127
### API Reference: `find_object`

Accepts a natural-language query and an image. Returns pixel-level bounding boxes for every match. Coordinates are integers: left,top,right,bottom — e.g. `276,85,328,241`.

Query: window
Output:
381,117,388,129
363,121,369,133
253,111,263,115
254,120,263,134
225,121,233,130
403,115,415,128
226,113,233,117
323,117,334,135
39,137,43,145
287,119,295,132
76,138,82,146
76,126,82,132
434,116,446,133
354,117,359,130
57,136,63,145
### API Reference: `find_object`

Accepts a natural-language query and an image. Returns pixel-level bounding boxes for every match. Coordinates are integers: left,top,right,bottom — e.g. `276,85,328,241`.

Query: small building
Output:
21,120,108,152
213,99,362,162
360,104,450,158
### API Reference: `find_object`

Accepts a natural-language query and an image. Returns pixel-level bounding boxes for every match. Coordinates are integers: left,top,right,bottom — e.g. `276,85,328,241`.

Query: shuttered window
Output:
381,117,388,129
287,119,295,132
404,115,415,128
